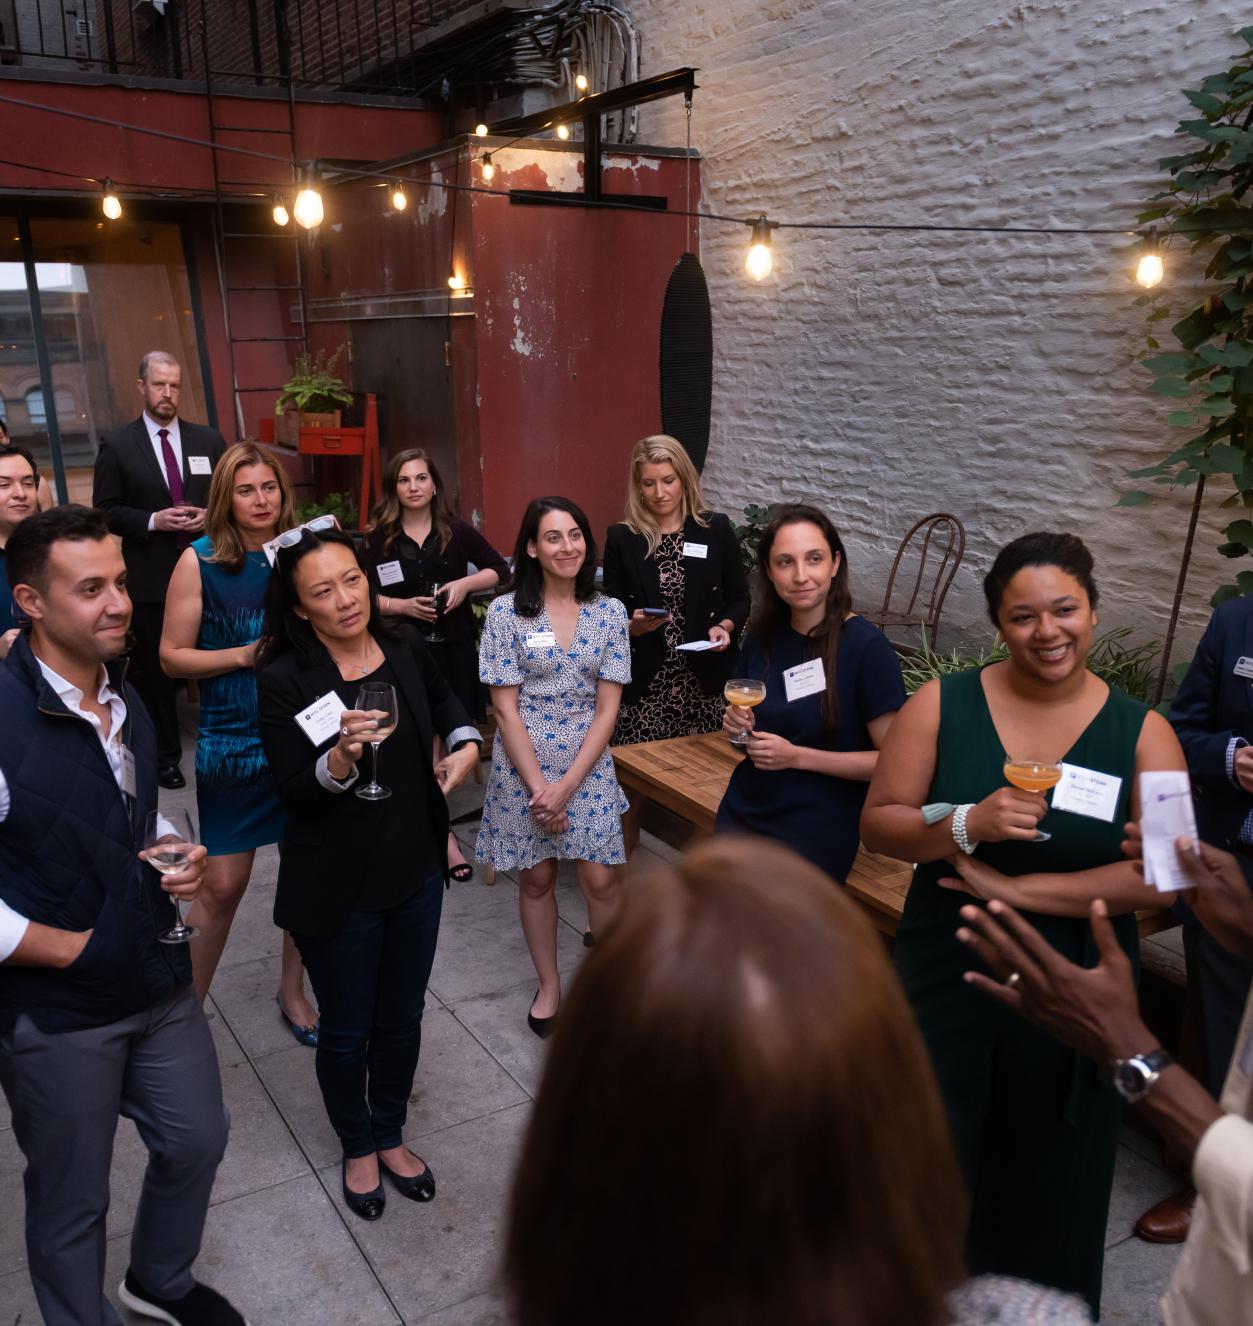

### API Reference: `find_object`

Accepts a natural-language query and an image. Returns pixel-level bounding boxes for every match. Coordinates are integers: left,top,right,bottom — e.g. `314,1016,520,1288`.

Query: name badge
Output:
682,542,708,559
376,560,404,586
1235,656,1253,680
187,455,212,475
783,658,826,703
120,746,138,799
1051,762,1123,822
294,691,349,746
525,631,557,649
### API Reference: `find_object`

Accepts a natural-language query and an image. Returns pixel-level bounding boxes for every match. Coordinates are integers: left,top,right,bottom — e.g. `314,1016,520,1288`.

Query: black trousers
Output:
130,600,182,766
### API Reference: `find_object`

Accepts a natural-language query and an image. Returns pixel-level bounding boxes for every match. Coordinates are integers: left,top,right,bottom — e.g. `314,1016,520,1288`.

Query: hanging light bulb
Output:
101,178,122,221
391,181,408,211
575,72,588,92
272,194,290,226
481,153,496,183
556,122,571,140
745,216,773,281
448,272,466,291
475,122,489,137
292,167,324,230
1136,226,1164,289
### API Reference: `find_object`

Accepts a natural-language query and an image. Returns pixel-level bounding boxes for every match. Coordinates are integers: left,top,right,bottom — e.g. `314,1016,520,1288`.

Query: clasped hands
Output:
528,779,571,835
153,504,206,534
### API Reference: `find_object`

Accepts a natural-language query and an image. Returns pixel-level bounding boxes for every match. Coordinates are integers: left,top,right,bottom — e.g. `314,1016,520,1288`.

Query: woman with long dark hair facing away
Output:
861,532,1186,1316
256,526,481,1220
715,504,905,883
362,448,508,880
602,434,750,856
505,836,1090,1326
159,442,317,1040
476,496,631,1036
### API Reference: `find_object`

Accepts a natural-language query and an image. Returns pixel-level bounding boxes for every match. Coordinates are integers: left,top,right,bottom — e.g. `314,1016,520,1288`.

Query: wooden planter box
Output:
276,408,342,447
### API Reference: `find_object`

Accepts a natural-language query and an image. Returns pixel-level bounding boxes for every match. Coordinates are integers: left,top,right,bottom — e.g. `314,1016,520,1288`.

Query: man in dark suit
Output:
93,352,225,787
1135,594,1253,1243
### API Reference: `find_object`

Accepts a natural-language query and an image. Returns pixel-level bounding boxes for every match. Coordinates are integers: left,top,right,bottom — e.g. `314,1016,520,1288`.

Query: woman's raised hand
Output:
333,710,379,766
967,787,1048,843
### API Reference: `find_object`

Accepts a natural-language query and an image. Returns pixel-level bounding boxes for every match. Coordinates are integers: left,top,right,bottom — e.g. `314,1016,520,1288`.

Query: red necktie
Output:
157,428,185,506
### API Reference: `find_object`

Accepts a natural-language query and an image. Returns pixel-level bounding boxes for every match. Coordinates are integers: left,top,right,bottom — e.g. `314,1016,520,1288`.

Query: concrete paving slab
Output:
317,1102,530,1322
1105,1142,1179,1250
445,976,555,1099
417,1288,513,1324
211,953,321,1061
1100,1233,1182,1324
256,1005,531,1170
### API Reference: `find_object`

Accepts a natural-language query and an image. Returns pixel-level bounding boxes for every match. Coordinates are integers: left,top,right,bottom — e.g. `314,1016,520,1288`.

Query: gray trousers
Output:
0,984,229,1326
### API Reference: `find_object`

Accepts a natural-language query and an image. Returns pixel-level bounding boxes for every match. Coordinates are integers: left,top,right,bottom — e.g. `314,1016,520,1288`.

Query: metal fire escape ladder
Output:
199,19,309,438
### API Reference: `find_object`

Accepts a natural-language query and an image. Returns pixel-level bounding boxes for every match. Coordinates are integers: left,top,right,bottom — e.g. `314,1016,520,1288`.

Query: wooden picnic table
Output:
611,732,1176,940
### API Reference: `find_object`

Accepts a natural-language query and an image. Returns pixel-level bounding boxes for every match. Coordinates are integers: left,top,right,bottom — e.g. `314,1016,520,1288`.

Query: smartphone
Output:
641,607,670,618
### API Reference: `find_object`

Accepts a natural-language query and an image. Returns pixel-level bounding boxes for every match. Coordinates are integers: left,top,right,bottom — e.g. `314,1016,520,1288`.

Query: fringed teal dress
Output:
191,536,285,856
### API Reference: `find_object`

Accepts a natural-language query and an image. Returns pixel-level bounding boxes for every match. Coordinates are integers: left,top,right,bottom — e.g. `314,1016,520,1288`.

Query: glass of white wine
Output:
724,678,766,749
355,681,399,800
1002,755,1061,843
143,808,200,944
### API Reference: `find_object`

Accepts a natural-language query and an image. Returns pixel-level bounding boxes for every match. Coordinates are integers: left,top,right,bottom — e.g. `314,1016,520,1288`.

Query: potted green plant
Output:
275,346,354,442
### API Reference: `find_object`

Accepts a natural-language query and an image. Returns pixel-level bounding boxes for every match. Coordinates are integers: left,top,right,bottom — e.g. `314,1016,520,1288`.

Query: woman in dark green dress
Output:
862,533,1185,1319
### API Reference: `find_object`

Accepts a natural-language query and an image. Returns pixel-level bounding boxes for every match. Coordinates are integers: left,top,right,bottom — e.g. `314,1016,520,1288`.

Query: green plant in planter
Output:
733,503,782,570
294,490,358,530
275,346,354,417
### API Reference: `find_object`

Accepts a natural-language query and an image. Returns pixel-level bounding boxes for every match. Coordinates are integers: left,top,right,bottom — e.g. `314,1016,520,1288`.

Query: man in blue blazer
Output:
93,352,225,787
1138,594,1253,1242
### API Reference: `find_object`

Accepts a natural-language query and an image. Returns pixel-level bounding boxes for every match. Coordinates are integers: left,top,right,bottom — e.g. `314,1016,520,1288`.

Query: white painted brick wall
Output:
623,0,1246,663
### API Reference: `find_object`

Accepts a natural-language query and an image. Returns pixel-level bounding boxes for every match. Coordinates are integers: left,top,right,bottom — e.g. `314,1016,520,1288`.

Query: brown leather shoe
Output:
1135,1188,1196,1243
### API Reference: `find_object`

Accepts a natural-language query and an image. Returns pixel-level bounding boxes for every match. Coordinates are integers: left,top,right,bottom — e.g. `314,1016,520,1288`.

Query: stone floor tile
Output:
213,867,285,975
211,953,319,1061
444,977,554,1098
317,1103,530,1321
1105,1143,1179,1249
417,1288,513,1324
0,1126,26,1275
256,1006,530,1170
1099,1233,1182,1324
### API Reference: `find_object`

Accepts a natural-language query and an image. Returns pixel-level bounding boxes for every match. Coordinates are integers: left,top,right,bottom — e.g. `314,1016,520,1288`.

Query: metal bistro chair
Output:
870,513,966,654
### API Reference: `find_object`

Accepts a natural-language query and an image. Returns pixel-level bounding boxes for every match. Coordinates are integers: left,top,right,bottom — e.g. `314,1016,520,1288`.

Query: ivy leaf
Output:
1224,519,1253,545
1167,410,1202,427
1200,73,1236,95
1208,441,1245,469
1198,396,1237,416
1209,374,1236,391
1142,353,1195,374
1218,541,1248,556
1147,336,1160,349
1212,584,1243,607
1129,463,1168,478
1117,491,1153,507
1240,25,1253,45
1184,89,1225,115
1150,377,1193,397
1222,289,1250,311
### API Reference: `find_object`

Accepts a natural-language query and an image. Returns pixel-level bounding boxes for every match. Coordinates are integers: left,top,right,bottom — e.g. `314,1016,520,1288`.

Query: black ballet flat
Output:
527,990,559,1040
379,1151,436,1202
342,1158,385,1220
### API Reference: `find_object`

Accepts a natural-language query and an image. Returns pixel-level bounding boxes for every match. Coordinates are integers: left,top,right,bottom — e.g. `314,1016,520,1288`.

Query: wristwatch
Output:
1111,1048,1174,1104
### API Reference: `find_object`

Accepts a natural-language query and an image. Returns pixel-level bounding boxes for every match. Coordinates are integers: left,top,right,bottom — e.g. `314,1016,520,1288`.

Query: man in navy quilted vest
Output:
0,506,246,1326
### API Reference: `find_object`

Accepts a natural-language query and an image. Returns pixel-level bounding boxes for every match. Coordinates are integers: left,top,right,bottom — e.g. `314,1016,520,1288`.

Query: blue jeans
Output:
294,873,444,1159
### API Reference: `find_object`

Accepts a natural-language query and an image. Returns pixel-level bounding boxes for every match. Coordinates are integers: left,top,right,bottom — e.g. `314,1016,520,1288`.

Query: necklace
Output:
327,642,376,676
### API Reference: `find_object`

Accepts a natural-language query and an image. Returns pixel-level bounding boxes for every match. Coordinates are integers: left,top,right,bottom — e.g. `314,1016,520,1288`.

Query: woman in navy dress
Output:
715,505,905,883
160,442,317,1041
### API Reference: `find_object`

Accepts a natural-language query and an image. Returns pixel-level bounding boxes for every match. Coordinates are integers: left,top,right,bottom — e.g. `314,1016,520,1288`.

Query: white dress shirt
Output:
0,659,128,960
142,412,184,532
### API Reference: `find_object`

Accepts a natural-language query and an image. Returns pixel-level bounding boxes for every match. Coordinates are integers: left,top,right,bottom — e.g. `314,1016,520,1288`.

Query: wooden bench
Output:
611,732,1177,940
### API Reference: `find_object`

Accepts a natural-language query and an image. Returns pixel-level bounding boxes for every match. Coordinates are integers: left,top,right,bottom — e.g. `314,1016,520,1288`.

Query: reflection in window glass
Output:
0,222,54,489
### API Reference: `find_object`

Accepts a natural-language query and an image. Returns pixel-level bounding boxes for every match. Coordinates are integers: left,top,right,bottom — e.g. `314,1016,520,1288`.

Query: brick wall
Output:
622,0,1246,658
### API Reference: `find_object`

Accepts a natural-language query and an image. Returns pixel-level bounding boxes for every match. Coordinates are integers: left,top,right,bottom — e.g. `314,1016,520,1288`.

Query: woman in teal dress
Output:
862,532,1186,1319
160,442,317,1042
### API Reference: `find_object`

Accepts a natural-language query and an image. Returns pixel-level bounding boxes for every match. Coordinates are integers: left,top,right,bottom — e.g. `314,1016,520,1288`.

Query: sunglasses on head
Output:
273,513,339,550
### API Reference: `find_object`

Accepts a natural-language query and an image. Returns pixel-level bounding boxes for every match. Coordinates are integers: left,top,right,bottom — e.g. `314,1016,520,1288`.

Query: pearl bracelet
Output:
951,803,978,855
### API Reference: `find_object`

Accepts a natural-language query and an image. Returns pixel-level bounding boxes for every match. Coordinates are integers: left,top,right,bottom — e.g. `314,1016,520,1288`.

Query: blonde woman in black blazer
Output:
602,435,751,855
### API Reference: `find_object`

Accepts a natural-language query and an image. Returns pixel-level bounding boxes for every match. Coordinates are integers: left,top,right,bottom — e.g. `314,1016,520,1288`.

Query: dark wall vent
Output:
659,251,713,473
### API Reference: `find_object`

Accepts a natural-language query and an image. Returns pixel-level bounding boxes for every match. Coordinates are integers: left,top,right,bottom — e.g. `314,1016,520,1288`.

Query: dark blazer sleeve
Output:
257,658,352,818
711,512,751,631
601,524,631,604
456,520,509,583
93,425,154,543
1169,607,1238,787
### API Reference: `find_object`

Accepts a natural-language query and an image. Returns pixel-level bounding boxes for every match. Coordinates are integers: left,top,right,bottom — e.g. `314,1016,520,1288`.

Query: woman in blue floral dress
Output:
477,496,631,1037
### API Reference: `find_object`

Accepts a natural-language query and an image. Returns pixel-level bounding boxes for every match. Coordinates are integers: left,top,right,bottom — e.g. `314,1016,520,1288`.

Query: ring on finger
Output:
1005,971,1022,989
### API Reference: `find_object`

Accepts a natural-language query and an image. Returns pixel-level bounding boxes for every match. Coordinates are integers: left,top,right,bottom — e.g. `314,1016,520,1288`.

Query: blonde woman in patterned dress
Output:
477,497,631,1037
602,435,751,856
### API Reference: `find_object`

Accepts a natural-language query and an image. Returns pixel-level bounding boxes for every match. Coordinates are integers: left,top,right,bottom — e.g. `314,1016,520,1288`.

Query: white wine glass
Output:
355,681,398,800
143,808,200,944
724,678,766,749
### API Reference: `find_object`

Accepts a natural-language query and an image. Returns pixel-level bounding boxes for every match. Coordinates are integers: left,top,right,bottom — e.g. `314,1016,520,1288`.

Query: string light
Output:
745,216,773,281
101,178,122,221
272,194,289,226
555,123,570,140
481,153,496,182
292,166,324,229
1136,226,1164,289
391,181,408,211
475,122,489,137
575,73,589,92
448,272,466,290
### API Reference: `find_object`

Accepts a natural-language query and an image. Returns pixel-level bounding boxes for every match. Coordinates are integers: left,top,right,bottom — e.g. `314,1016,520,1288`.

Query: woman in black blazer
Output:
602,435,751,850
257,526,481,1222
